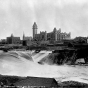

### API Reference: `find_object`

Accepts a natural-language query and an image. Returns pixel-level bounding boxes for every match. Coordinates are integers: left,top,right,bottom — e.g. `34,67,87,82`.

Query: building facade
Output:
22,33,32,46
23,33,32,41
7,34,21,44
33,22,71,41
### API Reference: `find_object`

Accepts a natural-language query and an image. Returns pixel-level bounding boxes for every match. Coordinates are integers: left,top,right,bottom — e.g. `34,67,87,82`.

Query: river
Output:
0,50,88,84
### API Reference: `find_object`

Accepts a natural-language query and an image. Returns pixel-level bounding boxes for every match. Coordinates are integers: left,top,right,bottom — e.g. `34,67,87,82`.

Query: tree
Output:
74,37,87,44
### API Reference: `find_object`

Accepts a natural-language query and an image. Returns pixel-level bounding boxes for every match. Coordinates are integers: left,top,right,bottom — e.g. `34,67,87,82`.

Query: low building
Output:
6,34,21,44
23,33,32,41
22,33,32,46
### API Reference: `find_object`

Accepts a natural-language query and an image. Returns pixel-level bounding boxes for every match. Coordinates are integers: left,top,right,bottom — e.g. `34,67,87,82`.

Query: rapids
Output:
0,50,88,84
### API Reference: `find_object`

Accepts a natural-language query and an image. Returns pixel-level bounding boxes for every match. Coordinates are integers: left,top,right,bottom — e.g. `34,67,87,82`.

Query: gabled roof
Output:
13,76,58,87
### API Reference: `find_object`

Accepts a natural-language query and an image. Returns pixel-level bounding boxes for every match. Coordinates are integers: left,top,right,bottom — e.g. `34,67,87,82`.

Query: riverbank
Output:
0,74,88,88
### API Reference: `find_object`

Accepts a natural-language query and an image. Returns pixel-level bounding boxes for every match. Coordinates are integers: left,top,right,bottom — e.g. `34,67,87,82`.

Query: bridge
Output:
52,44,88,64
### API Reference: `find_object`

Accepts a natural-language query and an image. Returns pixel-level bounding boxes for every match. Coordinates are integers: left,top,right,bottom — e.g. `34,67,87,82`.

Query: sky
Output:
0,0,88,39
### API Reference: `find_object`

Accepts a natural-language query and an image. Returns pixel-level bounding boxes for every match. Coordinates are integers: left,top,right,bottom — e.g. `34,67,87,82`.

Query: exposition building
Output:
33,22,71,41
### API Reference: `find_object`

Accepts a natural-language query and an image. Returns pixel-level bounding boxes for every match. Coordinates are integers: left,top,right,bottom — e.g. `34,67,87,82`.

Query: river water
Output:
0,50,88,84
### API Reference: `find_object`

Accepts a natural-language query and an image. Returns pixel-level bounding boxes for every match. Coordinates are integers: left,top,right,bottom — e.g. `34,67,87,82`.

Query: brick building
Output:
6,34,21,44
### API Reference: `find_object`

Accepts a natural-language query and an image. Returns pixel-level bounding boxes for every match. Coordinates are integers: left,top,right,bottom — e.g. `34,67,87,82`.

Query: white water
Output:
0,50,88,84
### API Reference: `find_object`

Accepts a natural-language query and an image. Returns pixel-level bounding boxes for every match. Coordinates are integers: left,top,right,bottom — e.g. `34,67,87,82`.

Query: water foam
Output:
0,51,88,84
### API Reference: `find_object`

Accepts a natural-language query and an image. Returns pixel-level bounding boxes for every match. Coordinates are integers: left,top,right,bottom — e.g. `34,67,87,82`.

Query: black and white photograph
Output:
0,0,88,88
